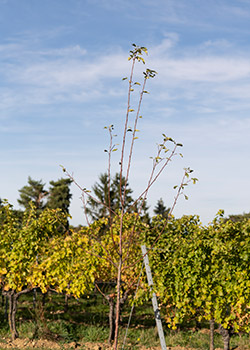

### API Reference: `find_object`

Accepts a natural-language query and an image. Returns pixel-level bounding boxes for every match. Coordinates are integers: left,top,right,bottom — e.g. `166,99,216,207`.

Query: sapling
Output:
63,44,197,349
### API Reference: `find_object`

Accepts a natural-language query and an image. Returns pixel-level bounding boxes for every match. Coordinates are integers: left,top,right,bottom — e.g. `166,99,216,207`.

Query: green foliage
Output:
91,213,148,285
29,228,97,298
0,200,24,228
1,289,249,350
225,212,250,223
0,202,68,292
146,215,250,335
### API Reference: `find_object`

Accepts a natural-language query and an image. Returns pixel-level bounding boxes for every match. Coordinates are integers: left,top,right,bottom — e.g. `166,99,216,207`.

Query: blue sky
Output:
1,0,250,225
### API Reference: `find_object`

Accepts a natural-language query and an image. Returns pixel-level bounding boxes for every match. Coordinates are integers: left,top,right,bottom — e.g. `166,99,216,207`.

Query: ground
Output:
0,338,231,350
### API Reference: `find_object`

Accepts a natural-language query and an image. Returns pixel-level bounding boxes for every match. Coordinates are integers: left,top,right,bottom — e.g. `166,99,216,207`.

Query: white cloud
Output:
150,55,250,83
222,4,250,18
1,35,250,133
0,40,249,104
201,39,233,51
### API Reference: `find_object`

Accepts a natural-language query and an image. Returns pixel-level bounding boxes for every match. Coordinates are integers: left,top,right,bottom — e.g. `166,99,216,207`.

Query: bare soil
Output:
0,338,228,350
0,339,159,350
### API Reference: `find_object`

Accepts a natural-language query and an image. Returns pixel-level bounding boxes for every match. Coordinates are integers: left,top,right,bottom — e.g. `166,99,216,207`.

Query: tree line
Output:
1,173,170,228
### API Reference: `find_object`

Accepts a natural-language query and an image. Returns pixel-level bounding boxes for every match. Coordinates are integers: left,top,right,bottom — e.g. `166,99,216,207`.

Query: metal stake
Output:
141,245,167,350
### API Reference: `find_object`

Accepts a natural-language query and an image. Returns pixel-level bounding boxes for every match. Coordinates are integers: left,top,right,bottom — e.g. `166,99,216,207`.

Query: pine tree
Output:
47,178,72,214
86,172,134,221
46,178,72,232
86,172,150,223
153,198,170,219
17,177,48,214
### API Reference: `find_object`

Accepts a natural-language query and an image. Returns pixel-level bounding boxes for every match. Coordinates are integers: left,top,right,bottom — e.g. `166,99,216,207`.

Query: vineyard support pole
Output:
141,245,167,350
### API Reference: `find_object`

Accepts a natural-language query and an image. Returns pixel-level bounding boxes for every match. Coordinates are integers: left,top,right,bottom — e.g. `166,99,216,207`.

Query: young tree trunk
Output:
64,294,69,312
113,260,122,350
7,291,19,341
4,289,32,341
42,292,47,306
107,297,115,345
33,288,37,308
4,295,8,320
209,319,215,350
219,324,230,350
194,319,201,331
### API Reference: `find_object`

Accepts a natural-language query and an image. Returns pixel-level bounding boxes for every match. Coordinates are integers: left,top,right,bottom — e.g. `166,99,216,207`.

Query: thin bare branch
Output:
62,168,118,222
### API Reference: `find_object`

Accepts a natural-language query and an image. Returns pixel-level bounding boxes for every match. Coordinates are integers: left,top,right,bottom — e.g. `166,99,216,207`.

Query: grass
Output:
0,291,249,349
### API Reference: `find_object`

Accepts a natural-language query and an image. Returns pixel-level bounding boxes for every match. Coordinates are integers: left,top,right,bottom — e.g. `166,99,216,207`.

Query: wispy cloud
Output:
222,4,250,18
1,33,250,132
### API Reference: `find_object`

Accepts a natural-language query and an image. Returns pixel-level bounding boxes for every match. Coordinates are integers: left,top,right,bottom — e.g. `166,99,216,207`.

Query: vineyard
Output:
1,202,250,350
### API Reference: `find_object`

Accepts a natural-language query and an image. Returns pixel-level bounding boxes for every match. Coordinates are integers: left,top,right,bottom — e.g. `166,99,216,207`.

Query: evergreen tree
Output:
47,178,72,214
153,198,170,219
86,172,150,223
46,178,72,232
86,172,134,221
18,177,48,213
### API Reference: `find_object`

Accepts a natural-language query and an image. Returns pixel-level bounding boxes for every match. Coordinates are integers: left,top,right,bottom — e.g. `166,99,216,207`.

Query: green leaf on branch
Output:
164,137,175,143
60,165,66,173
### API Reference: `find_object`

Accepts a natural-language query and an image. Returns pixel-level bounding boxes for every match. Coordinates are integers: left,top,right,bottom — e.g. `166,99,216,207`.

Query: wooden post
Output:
141,245,167,350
